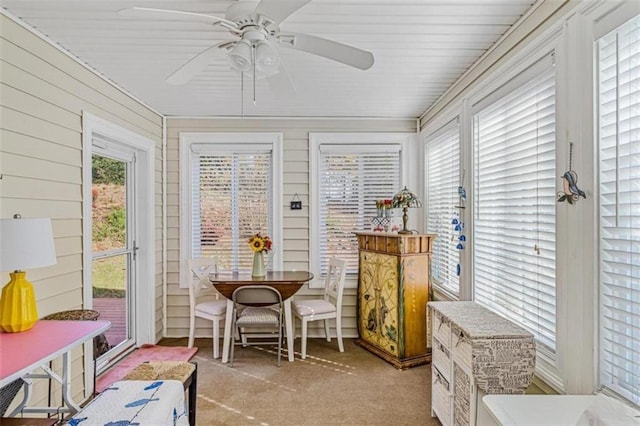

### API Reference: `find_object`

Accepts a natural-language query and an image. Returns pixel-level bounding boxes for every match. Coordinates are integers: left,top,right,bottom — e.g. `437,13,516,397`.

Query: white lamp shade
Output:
0,217,57,272
228,40,252,72
255,42,280,75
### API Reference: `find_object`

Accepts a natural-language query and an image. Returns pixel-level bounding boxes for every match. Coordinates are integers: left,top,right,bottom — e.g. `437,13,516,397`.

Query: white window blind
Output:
191,146,272,272
425,120,461,296
598,15,640,406
473,55,557,353
318,144,401,274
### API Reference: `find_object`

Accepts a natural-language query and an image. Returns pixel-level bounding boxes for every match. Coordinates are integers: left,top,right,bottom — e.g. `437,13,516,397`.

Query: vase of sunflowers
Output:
248,233,272,277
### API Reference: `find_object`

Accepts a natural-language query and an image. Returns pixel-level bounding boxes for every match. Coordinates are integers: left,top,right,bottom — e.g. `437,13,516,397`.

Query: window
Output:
180,133,282,283
472,54,557,354
425,119,461,296
597,14,640,406
310,134,409,284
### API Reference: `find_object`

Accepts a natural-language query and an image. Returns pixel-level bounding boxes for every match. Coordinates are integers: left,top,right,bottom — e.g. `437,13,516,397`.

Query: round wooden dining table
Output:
209,270,314,363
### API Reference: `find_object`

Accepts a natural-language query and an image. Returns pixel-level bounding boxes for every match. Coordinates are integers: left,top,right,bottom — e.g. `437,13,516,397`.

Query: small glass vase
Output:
251,251,266,278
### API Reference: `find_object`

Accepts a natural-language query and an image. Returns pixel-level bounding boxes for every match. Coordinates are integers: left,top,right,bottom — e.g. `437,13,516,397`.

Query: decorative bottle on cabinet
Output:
355,232,435,369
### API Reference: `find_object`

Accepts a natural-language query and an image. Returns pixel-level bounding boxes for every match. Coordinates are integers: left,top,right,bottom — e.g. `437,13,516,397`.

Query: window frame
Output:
416,0,638,398
595,7,640,407
464,33,564,389
309,132,413,289
423,117,462,299
472,52,558,351
179,132,283,287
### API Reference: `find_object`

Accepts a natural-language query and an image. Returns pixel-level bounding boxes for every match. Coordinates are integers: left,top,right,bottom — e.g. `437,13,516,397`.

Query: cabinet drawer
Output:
452,329,472,374
432,367,452,426
433,312,451,350
432,337,451,381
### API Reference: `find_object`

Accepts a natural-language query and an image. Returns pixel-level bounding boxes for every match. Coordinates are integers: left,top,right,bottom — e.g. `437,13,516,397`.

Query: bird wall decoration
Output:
557,142,586,205
557,170,586,204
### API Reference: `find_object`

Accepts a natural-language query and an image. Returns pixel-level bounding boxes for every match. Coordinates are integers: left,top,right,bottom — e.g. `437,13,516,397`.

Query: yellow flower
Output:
248,233,272,253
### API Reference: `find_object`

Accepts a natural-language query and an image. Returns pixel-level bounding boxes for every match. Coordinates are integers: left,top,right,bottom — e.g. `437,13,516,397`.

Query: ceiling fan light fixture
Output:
255,41,280,75
228,40,252,72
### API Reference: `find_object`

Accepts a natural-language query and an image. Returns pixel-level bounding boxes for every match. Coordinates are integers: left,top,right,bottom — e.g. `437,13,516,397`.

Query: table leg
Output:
7,379,31,417
61,351,81,412
221,300,234,363
9,353,80,416
284,299,294,362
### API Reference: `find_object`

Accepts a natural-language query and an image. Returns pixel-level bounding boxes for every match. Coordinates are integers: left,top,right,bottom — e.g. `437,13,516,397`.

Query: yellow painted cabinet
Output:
355,232,435,369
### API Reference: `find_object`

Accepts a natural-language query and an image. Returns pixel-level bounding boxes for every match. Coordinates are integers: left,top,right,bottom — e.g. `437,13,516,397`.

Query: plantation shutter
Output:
318,144,401,274
472,54,557,354
191,144,272,272
425,120,461,296
598,15,640,406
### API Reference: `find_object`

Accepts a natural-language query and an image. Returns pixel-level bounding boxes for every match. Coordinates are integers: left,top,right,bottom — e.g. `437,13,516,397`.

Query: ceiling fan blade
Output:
280,33,374,70
254,0,311,26
118,7,237,29
166,43,227,85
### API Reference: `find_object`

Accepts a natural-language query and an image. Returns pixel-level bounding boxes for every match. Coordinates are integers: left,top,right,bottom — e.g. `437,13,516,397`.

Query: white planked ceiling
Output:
1,0,536,118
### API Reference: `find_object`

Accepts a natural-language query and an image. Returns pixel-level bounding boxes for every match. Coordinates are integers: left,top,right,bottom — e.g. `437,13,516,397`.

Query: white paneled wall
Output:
0,14,163,405
165,118,415,341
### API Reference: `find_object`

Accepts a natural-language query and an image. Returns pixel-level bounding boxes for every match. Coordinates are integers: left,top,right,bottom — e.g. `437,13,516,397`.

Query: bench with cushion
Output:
124,361,197,426
65,379,189,426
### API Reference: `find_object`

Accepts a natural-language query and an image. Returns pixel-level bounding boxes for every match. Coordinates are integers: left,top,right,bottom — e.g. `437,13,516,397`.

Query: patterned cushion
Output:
124,362,195,384
43,309,100,321
195,299,227,316
66,380,188,426
292,299,336,317
236,307,279,325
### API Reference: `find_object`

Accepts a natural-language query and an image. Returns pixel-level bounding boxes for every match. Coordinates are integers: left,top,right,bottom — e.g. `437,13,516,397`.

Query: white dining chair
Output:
187,257,227,358
291,257,347,359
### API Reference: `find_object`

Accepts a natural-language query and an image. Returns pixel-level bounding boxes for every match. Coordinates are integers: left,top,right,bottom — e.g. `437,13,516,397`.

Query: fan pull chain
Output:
569,142,574,171
252,44,257,105
240,71,244,117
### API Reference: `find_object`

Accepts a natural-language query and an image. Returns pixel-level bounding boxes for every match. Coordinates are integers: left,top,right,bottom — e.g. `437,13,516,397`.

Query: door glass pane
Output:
92,153,130,351
92,254,129,348
92,156,126,251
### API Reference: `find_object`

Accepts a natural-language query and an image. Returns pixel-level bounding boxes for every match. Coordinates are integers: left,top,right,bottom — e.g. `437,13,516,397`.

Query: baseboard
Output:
527,374,560,395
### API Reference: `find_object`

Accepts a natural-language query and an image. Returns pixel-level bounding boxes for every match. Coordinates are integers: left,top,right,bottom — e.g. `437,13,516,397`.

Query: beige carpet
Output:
159,337,441,426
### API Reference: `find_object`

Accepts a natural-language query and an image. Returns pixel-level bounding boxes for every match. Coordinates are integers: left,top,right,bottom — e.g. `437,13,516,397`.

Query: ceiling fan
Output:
119,0,375,88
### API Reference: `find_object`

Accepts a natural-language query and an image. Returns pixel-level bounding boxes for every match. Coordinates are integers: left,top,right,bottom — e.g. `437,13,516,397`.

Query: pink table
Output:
0,320,110,416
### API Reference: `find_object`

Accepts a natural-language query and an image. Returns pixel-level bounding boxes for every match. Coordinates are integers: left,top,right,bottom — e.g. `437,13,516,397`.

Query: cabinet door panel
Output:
358,251,399,356
453,362,472,426
400,255,430,356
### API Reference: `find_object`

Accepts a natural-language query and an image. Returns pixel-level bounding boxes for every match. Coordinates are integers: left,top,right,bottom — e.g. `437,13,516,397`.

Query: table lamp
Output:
0,214,57,332
392,186,422,234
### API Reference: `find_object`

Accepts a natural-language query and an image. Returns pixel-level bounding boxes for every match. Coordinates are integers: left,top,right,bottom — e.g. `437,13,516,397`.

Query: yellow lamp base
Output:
0,271,39,332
